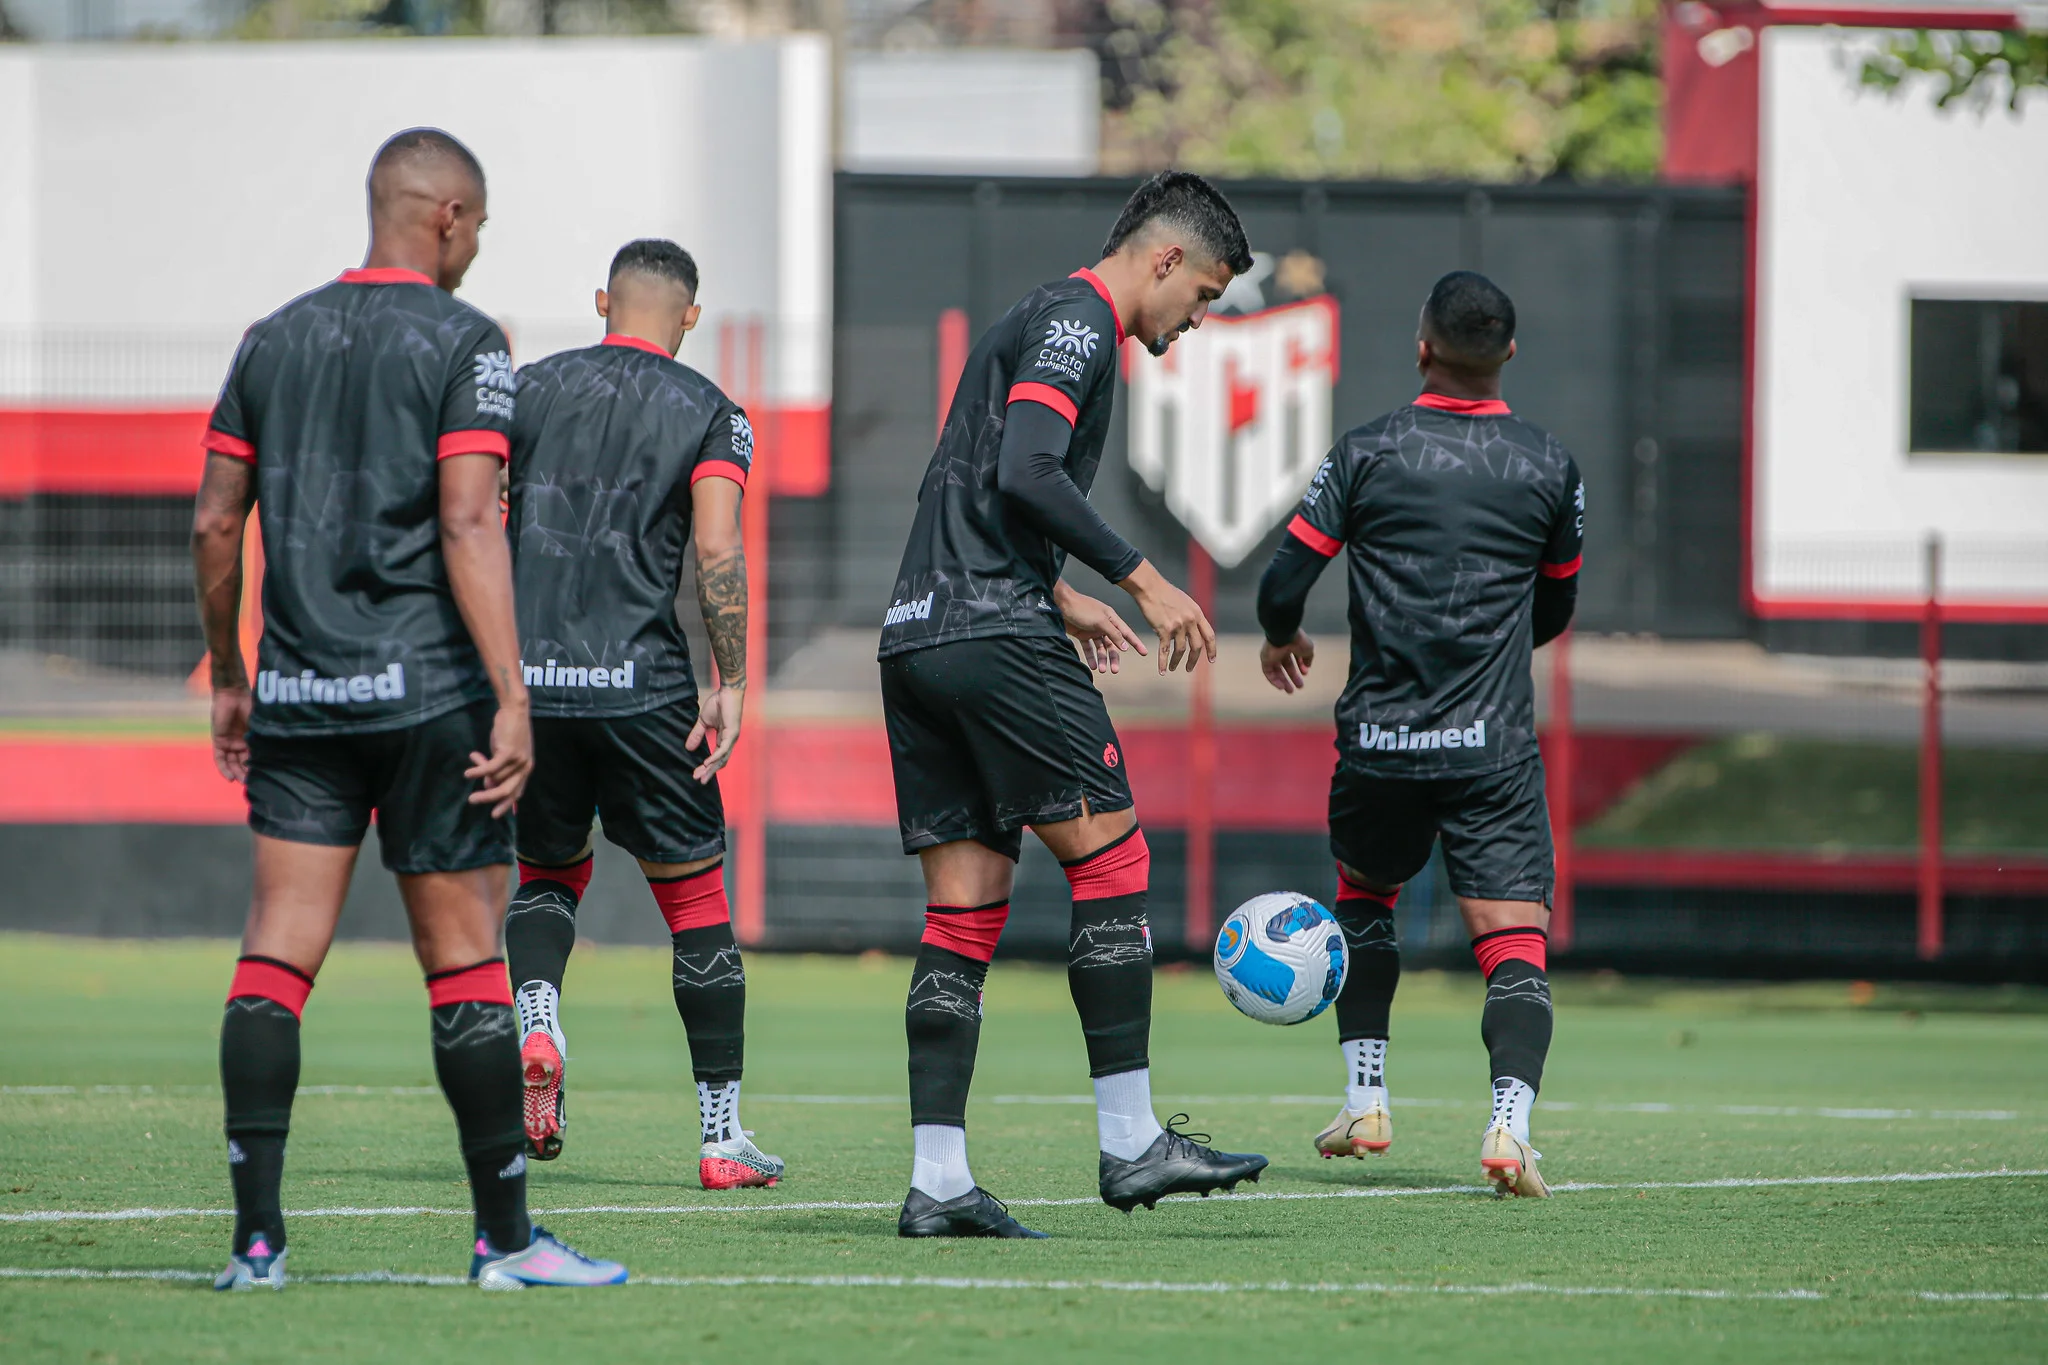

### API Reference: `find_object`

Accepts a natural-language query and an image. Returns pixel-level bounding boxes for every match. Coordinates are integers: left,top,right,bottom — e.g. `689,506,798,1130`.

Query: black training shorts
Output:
245,701,513,874
517,700,727,866
881,634,1133,860
1329,755,1554,903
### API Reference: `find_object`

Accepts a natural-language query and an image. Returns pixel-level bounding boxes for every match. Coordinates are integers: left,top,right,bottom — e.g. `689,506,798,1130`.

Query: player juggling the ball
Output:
502,239,782,1191
878,171,1270,1238
1256,271,1583,1197
190,129,625,1288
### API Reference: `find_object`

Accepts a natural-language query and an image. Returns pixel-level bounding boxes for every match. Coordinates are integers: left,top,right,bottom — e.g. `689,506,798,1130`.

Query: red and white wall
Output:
0,37,832,497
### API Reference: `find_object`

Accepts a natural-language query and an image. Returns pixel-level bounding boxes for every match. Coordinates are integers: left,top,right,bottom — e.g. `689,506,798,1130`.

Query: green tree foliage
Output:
1858,28,2048,113
1099,0,1662,182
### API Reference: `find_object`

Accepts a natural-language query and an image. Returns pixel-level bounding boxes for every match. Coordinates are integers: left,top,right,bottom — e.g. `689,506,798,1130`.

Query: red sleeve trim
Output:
1287,514,1342,558
1007,382,1078,425
437,430,511,461
202,429,255,461
690,459,750,489
1539,555,1582,579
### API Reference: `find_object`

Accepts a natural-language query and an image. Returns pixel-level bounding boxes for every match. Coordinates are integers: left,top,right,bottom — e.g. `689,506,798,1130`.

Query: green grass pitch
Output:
2,934,2045,1362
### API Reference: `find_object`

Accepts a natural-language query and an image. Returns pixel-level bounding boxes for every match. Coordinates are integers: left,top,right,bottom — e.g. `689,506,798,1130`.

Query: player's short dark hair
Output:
1422,271,1516,369
1102,171,1254,277
369,127,485,192
608,239,699,298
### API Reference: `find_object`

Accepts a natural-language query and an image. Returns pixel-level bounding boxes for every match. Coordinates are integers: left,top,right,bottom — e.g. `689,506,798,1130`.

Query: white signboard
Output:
1126,295,1340,568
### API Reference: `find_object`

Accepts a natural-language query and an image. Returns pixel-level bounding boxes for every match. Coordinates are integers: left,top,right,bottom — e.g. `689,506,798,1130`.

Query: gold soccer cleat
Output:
1315,1102,1392,1158
1479,1124,1549,1198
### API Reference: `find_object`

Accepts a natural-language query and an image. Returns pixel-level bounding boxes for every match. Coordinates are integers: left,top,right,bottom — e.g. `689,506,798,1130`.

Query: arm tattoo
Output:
696,543,748,691
191,457,256,688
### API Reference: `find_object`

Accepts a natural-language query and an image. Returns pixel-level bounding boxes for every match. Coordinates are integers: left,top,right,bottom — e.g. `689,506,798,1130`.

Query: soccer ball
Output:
1213,892,1349,1026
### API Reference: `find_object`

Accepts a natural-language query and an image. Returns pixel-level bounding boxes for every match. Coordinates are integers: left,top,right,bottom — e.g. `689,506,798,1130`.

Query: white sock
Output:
1490,1077,1535,1144
514,981,564,1052
1093,1068,1166,1161
1343,1038,1388,1112
698,1080,742,1144
910,1124,975,1202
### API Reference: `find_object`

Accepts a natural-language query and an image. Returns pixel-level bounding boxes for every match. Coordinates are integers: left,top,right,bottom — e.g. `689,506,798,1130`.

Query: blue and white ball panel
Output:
1212,891,1350,1026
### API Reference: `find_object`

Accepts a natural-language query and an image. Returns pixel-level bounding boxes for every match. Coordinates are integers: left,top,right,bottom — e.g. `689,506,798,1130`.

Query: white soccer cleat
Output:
1480,1123,1550,1198
213,1238,286,1291
699,1131,785,1189
470,1226,627,1289
1315,1100,1392,1158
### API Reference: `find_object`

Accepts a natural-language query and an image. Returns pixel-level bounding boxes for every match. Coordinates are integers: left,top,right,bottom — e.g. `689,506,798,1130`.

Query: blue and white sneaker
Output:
213,1236,287,1291
469,1225,627,1290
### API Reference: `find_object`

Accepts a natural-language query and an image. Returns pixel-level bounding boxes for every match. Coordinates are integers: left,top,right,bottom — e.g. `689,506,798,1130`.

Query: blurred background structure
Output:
2,2,2046,977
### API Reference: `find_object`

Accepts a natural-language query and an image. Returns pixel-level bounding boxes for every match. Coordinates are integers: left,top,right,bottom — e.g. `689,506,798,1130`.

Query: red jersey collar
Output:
338,267,436,287
602,333,672,357
1413,392,1511,416
1069,268,1127,345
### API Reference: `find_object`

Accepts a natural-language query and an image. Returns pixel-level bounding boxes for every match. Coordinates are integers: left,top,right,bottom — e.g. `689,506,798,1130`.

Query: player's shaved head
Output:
1421,271,1516,372
367,128,486,227
608,239,699,305
1103,171,1254,276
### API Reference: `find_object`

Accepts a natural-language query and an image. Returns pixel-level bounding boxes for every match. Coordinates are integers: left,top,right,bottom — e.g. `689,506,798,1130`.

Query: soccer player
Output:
879,171,1270,1238
500,239,781,1190
1255,271,1582,1198
191,129,626,1288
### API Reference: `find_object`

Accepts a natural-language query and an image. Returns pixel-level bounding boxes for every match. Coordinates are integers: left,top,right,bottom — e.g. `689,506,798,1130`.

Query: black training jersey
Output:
1288,394,1583,777
204,267,516,738
878,269,1135,657
507,334,753,719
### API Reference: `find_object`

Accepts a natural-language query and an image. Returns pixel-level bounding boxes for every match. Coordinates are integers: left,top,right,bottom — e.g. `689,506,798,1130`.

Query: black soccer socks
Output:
652,864,748,1087
220,956,312,1256
1474,928,1553,1092
1332,871,1402,1045
427,963,531,1253
905,907,1003,1127
506,857,592,995
1062,829,1153,1079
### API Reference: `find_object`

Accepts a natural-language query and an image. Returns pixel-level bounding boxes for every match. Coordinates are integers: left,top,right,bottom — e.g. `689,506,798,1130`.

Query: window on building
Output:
1909,298,2048,454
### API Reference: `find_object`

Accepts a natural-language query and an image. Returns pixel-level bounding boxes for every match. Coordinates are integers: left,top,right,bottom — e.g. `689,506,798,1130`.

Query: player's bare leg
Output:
1317,862,1400,1159
506,842,594,1160
1463,896,1553,1198
638,853,783,1190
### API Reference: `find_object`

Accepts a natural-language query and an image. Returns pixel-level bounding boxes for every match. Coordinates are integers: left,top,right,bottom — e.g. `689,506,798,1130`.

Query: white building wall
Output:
1757,26,2048,602
843,49,1099,175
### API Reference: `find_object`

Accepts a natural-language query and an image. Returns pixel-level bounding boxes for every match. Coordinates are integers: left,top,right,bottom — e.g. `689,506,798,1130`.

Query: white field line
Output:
0,1086,2019,1122
4,1167,2043,1226
1,1265,2043,1303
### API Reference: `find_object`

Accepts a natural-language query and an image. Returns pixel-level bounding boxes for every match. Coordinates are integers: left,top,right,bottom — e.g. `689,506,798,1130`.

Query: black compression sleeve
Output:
1533,574,1578,647
1256,534,1331,645
996,401,1144,583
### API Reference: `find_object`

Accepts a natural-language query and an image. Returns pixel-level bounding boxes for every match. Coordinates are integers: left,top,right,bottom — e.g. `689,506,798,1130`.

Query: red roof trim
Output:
602,333,672,357
338,267,436,287
1007,381,1079,426
1413,392,1512,416
1539,555,1582,579
690,459,749,489
1287,514,1342,558
436,430,511,462
202,429,255,461
1069,268,1127,345
1733,5,2021,29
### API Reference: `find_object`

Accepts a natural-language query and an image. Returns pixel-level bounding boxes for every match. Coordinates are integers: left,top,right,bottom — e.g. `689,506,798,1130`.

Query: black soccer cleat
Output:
1098,1115,1269,1212
897,1186,1051,1239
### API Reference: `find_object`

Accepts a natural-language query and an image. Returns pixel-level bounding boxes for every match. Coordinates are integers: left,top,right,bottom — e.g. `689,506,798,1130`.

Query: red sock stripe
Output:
1335,868,1400,909
426,959,513,1008
922,901,1010,963
650,865,730,934
1472,928,1547,977
519,856,593,900
227,956,315,1020
1062,828,1150,901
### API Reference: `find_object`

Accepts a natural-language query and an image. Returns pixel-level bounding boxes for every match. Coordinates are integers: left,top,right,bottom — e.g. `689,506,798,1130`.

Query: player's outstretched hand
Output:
1120,560,1218,675
211,683,252,783
1259,631,1315,694
466,701,534,819
1056,583,1148,675
687,685,745,784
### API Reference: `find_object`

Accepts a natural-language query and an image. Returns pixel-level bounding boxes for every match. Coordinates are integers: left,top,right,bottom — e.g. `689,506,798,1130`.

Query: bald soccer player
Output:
192,128,626,1289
